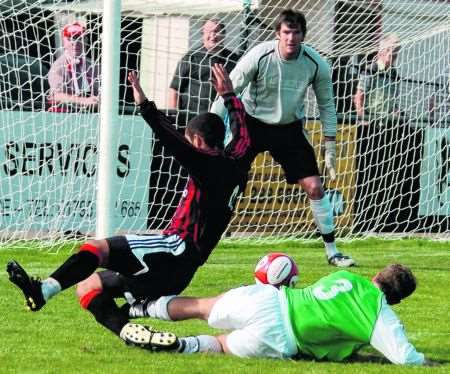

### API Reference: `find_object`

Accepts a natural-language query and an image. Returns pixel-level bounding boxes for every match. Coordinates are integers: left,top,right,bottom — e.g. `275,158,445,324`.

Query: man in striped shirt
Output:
211,9,354,267
7,64,252,350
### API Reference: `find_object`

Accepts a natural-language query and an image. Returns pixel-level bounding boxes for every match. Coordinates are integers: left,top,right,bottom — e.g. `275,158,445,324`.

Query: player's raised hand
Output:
128,71,146,105
211,63,233,96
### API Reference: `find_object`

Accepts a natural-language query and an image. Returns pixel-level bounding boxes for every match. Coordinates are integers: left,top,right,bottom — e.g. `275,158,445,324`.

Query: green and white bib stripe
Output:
282,271,383,361
211,40,337,137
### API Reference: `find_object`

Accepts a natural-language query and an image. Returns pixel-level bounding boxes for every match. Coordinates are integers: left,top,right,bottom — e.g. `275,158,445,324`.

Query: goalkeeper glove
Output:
324,140,337,182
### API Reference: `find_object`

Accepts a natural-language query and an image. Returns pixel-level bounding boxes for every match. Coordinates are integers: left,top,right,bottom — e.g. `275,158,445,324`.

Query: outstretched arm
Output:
370,302,425,365
128,71,213,176
168,88,179,109
210,63,251,159
210,45,258,118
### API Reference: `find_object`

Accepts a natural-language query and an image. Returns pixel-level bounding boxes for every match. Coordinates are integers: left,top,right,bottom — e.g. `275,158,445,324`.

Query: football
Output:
254,252,299,288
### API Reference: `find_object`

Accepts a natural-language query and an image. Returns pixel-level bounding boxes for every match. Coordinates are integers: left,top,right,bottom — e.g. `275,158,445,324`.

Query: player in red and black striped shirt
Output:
7,64,252,350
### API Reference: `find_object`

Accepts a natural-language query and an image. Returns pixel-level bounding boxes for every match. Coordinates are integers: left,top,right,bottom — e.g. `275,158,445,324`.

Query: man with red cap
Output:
47,21,100,112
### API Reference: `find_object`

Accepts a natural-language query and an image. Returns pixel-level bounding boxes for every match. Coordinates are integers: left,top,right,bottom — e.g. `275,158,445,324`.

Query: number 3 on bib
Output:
312,279,353,300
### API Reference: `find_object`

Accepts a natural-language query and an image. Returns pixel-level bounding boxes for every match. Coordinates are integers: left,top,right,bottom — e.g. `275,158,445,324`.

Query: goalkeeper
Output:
6,64,252,350
211,9,354,267
125,264,430,365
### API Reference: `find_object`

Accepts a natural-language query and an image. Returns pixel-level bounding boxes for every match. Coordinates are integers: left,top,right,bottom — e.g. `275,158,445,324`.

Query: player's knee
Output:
78,288,102,310
216,335,229,354
298,177,324,199
305,183,324,199
79,240,109,266
200,295,222,320
76,273,102,300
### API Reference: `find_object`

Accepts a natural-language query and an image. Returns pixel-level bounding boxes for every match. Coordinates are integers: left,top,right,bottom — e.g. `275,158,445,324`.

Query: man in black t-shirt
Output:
169,18,240,115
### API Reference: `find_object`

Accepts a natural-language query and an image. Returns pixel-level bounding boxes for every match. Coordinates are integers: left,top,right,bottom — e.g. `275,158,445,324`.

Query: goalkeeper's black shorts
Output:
99,234,200,300
245,114,320,184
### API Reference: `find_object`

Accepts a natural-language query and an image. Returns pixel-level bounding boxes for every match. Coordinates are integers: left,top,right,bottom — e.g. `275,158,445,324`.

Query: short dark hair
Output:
274,9,307,36
375,264,417,305
186,112,225,150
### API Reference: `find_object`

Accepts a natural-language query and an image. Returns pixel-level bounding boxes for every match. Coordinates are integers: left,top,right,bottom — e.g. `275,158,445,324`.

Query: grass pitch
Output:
1,238,449,373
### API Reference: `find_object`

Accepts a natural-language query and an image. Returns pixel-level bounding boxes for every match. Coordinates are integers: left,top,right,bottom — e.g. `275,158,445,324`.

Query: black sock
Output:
86,292,129,336
49,251,99,290
322,232,335,243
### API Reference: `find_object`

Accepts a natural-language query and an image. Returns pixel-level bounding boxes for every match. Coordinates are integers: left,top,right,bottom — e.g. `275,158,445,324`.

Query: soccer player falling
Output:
6,63,253,350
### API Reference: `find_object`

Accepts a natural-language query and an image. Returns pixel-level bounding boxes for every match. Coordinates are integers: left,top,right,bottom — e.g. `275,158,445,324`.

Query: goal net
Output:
1,0,449,249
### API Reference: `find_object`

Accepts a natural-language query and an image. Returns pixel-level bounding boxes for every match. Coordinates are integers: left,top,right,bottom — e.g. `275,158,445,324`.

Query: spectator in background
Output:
352,34,418,232
169,18,240,117
429,65,450,125
47,21,100,112
353,33,402,125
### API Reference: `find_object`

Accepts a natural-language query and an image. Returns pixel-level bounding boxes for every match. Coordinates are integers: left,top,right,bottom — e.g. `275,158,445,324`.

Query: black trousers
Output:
354,119,422,232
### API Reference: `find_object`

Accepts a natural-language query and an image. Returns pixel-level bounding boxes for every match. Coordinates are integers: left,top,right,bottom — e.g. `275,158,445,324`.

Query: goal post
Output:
0,0,449,249
96,0,121,239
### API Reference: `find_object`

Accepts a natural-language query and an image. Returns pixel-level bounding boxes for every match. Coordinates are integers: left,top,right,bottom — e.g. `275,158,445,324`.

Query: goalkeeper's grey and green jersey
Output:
281,271,425,364
210,40,337,137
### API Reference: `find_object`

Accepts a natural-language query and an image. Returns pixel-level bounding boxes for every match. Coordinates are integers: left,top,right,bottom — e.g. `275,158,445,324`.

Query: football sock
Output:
128,295,176,320
41,277,62,301
310,196,338,257
178,335,222,354
310,196,334,234
83,291,128,336
324,242,338,258
49,250,100,290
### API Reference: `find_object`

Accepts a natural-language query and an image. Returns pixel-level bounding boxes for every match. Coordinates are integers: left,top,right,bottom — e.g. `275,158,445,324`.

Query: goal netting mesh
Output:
1,0,449,249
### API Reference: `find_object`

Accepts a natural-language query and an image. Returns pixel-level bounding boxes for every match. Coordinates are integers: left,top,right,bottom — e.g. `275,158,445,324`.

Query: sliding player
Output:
123,264,429,365
7,64,252,350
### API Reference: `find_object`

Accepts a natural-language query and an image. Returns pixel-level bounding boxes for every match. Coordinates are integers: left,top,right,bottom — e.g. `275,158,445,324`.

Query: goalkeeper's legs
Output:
299,176,355,267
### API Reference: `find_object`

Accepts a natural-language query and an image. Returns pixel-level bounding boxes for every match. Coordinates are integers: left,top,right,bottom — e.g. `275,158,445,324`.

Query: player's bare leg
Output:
124,296,226,354
167,295,222,320
127,294,225,353
299,175,355,267
128,294,223,320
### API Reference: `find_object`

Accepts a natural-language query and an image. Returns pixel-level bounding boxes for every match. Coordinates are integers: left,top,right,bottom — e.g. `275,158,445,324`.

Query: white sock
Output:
178,335,222,354
128,295,176,319
310,196,337,257
310,195,334,234
324,242,338,258
146,295,176,320
41,277,61,301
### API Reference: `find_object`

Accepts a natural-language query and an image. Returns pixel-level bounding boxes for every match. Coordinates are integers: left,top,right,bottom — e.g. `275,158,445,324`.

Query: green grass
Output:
1,238,449,373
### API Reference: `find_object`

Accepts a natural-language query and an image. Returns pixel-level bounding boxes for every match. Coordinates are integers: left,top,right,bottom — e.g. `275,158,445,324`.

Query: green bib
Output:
283,271,383,361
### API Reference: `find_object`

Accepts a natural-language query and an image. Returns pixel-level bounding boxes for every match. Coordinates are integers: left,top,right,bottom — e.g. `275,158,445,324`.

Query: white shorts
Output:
208,284,298,359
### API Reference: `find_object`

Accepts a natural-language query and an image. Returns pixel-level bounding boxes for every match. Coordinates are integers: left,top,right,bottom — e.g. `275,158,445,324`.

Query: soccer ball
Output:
254,252,299,288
